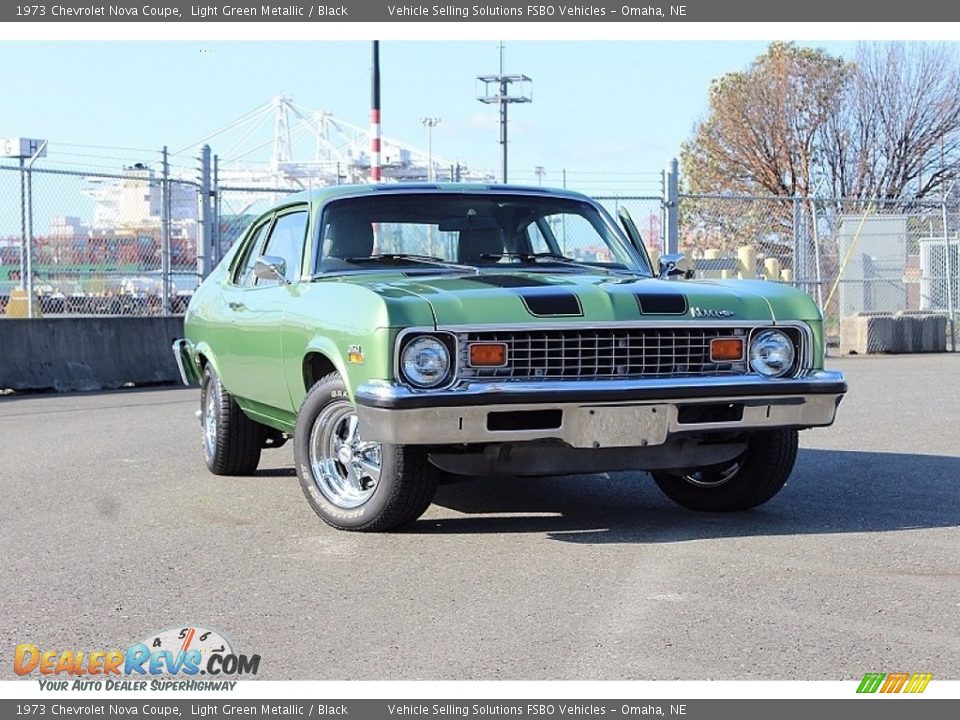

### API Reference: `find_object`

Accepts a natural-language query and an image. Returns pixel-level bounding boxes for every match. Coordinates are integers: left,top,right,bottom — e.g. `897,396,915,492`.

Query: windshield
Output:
314,193,649,275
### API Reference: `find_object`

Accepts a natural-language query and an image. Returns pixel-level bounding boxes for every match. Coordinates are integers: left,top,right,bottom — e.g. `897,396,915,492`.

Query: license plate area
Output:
568,404,670,448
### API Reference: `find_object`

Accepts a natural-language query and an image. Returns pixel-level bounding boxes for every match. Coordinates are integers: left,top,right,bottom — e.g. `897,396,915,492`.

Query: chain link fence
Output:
0,149,200,317
675,193,959,352
594,196,665,259
2,145,957,355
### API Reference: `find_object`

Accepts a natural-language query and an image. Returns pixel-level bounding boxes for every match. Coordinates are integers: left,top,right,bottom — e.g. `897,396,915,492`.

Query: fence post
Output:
18,158,26,295
197,144,214,280
811,198,824,313
791,195,802,290
943,192,956,352
161,146,171,314
25,162,35,317
664,157,679,255
213,153,220,265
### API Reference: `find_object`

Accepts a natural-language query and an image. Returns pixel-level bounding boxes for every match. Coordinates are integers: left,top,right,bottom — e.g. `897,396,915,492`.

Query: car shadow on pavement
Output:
418,448,960,543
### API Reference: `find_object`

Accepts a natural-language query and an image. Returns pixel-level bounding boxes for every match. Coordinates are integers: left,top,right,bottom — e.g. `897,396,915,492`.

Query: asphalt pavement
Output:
1,354,958,680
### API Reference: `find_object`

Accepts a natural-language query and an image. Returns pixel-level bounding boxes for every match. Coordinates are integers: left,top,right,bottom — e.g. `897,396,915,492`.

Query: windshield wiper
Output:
483,251,614,274
315,254,480,277
357,253,480,274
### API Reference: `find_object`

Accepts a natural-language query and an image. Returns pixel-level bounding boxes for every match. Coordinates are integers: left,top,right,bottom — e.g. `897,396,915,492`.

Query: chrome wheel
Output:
681,461,742,488
202,378,218,460
308,399,382,509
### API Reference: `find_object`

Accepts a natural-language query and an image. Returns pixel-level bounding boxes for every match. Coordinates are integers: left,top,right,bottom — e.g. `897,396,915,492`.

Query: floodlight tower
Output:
420,117,441,182
477,42,531,184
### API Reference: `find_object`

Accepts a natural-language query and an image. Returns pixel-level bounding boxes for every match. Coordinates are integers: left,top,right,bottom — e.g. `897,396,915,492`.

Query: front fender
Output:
302,336,352,395
192,340,224,384
294,327,397,411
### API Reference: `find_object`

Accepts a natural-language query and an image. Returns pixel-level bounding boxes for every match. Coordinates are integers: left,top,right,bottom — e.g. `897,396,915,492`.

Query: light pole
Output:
535,166,545,186
477,42,532,184
420,117,441,182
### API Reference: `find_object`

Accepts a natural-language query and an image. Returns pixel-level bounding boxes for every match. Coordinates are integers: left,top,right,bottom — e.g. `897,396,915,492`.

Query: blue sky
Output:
0,40,860,190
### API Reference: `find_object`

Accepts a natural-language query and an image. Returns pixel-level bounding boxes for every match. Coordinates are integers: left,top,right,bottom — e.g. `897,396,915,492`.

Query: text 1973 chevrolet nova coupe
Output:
173,184,846,532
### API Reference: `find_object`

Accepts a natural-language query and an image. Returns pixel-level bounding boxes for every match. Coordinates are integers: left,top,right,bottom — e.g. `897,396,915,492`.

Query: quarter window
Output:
233,221,270,287
258,209,309,284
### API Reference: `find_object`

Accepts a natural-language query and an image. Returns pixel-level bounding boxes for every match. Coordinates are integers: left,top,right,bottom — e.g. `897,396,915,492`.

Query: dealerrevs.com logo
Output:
14,626,260,691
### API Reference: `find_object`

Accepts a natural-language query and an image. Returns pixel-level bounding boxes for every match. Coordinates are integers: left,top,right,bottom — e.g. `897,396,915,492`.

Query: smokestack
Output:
371,40,381,183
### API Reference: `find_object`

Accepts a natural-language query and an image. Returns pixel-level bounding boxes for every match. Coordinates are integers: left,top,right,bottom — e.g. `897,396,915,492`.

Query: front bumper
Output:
355,371,847,448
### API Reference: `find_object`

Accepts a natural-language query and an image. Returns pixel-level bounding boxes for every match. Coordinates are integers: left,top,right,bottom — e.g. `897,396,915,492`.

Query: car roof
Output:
284,182,595,206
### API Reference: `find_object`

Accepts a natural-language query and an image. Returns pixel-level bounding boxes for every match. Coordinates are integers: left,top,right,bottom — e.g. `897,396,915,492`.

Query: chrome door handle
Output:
228,301,246,311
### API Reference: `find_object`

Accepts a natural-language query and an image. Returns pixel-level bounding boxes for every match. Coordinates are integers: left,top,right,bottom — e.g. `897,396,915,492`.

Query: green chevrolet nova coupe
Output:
173,184,846,532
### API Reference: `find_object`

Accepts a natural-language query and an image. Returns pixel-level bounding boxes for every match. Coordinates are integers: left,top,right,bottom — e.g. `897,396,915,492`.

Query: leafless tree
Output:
822,43,960,201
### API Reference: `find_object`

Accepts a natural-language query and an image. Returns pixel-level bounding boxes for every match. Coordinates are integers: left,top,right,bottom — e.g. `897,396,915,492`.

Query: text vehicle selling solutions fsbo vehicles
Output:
173,184,846,531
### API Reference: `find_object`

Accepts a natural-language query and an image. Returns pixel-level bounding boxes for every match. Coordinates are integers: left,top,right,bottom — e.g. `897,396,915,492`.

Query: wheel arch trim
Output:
302,337,353,400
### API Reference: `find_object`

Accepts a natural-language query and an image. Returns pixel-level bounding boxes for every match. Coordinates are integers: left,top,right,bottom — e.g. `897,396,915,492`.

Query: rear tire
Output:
200,365,264,476
651,430,799,511
295,372,438,532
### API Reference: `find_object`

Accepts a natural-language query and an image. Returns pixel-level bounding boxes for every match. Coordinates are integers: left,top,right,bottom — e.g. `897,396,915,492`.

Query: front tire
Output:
294,372,439,532
200,365,264,475
651,430,799,511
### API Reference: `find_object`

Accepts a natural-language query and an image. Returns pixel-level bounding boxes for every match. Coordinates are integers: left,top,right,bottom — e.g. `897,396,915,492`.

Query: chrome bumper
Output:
354,371,846,448
172,339,201,386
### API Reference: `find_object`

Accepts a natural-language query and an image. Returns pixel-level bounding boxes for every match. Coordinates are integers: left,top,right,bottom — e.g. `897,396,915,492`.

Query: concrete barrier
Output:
840,312,947,354
0,317,185,392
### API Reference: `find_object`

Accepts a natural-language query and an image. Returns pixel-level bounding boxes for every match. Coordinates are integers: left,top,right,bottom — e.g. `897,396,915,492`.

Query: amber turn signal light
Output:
468,343,508,367
710,337,744,362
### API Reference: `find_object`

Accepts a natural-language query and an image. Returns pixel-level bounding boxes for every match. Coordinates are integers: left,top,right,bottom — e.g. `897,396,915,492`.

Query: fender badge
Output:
347,345,365,364
690,306,735,319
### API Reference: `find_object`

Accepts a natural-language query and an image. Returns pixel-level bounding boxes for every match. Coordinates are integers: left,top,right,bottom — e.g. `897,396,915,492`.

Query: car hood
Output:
339,271,815,327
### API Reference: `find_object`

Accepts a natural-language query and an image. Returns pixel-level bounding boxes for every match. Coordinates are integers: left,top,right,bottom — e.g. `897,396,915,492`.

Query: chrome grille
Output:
458,327,753,380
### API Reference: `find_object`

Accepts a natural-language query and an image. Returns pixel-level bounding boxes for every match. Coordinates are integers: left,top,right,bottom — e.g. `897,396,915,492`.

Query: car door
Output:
227,205,310,411
217,216,273,396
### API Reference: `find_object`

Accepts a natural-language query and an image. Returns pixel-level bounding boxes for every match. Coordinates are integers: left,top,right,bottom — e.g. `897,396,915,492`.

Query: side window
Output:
233,221,271,288
258,210,309,284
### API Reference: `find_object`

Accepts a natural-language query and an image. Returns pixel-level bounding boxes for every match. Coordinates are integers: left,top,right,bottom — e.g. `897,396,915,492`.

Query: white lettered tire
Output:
294,372,439,531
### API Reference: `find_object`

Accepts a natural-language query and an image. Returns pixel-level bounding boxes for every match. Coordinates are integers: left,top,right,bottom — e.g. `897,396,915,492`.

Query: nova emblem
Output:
690,306,735,319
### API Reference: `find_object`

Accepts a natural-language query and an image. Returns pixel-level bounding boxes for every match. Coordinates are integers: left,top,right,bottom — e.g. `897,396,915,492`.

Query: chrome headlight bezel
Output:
749,329,797,378
397,333,456,389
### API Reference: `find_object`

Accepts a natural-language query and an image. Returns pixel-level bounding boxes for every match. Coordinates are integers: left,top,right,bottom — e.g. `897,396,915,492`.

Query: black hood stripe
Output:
520,291,583,317
465,276,584,316
636,293,688,315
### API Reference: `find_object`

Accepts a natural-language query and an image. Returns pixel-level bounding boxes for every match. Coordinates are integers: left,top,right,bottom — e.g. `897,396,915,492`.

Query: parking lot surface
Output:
1,354,958,680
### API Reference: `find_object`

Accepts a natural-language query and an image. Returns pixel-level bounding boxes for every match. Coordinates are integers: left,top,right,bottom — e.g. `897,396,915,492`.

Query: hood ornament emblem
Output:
690,306,735,319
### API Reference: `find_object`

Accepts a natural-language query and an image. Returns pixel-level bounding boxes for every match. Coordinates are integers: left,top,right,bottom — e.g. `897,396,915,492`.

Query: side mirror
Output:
253,255,289,285
658,253,694,280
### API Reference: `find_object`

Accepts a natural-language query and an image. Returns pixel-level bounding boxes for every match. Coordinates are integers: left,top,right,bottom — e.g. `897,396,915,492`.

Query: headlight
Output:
400,336,451,388
749,329,796,377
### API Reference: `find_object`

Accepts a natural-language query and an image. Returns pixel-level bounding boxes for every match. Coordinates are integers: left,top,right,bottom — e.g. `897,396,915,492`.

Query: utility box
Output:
837,215,908,316
919,236,959,312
